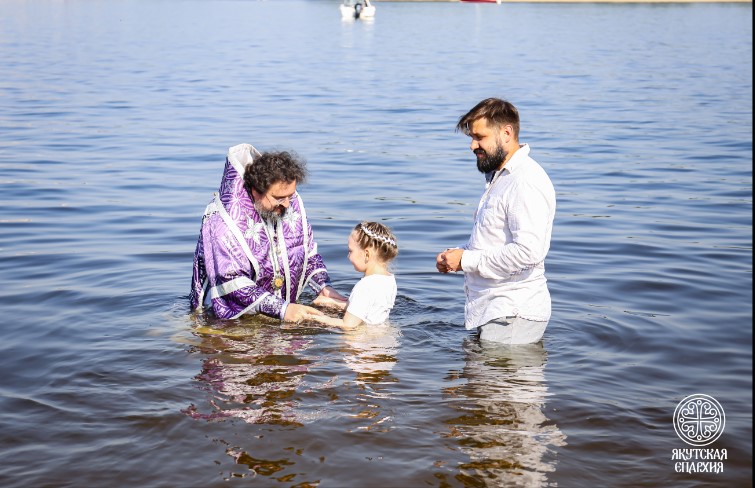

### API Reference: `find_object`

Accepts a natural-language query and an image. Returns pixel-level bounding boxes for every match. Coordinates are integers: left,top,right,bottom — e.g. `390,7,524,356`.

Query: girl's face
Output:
347,231,368,273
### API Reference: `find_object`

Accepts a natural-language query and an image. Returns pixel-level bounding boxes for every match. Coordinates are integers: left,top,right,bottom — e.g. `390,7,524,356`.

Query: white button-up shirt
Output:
460,144,556,330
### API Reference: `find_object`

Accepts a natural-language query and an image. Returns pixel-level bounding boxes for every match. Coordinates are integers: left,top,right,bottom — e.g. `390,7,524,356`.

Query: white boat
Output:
340,0,375,20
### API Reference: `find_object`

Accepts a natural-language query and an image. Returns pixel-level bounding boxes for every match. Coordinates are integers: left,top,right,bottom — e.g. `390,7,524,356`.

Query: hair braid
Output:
354,221,398,262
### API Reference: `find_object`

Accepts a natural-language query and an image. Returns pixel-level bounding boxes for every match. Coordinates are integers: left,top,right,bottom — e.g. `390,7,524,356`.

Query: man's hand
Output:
284,303,323,323
436,248,463,273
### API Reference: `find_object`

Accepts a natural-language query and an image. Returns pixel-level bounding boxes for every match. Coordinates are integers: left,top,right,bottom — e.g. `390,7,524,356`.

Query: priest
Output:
190,144,346,322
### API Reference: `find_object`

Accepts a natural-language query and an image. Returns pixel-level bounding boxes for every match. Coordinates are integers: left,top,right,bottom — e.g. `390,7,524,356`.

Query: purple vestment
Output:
190,143,331,320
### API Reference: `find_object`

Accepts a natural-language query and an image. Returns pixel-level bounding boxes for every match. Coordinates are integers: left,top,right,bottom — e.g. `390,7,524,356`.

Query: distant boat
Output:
461,0,502,3
340,0,376,19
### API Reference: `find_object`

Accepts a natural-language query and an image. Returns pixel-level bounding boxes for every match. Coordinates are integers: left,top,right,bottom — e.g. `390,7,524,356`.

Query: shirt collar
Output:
485,144,529,183
502,143,529,174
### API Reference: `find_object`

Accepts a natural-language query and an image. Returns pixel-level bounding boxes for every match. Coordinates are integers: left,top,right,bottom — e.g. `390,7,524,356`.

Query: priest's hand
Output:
284,303,323,323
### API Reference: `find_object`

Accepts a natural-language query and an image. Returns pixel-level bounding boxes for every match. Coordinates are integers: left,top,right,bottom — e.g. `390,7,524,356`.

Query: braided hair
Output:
353,221,398,262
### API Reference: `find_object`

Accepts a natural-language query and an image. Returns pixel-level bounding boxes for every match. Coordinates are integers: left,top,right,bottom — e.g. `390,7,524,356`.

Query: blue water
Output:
0,0,751,486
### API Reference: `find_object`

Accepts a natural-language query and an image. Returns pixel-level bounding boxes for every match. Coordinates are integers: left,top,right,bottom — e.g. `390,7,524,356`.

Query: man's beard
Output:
475,145,506,174
254,203,285,224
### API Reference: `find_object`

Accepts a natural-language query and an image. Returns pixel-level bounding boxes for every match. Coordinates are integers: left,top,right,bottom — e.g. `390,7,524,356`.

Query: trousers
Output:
478,316,548,344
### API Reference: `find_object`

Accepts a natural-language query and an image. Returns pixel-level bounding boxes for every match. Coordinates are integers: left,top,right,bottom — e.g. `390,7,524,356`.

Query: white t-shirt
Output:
346,274,397,325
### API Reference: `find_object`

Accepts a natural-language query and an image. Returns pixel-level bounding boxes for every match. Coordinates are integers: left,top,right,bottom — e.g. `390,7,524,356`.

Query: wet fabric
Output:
460,144,556,330
477,316,548,345
190,143,331,320
345,274,397,325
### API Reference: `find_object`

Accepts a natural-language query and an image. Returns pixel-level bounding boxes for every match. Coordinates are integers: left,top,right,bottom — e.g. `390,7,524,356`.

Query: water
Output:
0,0,751,486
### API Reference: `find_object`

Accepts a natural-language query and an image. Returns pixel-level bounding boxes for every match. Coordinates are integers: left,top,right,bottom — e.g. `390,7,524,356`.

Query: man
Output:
190,143,345,322
436,99,556,344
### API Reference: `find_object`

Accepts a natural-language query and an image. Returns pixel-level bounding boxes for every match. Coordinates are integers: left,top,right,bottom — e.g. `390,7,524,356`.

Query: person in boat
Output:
435,98,556,344
190,144,346,322
353,0,370,16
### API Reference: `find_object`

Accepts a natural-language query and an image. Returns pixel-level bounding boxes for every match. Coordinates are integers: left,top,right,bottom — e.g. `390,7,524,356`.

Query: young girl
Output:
307,221,398,328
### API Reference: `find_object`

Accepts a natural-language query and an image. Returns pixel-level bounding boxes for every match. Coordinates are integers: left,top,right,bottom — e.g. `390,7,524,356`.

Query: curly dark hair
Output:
243,150,307,195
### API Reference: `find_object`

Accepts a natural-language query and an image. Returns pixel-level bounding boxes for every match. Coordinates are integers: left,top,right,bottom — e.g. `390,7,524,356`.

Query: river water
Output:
0,0,751,486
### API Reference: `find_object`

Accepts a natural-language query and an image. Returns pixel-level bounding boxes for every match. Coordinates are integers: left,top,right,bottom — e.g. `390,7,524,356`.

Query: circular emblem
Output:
273,275,284,290
673,394,725,446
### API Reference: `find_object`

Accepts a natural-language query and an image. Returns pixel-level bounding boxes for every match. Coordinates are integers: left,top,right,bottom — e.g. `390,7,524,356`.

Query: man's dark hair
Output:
243,150,307,195
456,98,520,139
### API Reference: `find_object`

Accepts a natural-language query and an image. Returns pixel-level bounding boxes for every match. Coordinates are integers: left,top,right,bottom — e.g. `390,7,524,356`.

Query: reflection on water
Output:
183,318,402,471
340,322,401,432
185,319,401,428
443,339,566,487
342,322,400,377
183,317,566,484
183,319,331,426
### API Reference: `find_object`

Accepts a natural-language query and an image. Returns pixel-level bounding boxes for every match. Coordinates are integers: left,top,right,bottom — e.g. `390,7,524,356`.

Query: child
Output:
307,221,398,329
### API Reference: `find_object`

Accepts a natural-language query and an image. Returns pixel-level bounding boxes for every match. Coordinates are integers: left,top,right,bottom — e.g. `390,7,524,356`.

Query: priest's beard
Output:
475,145,506,174
255,203,285,224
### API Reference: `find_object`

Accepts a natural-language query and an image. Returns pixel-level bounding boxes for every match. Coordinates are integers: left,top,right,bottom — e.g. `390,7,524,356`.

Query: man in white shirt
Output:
436,98,556,344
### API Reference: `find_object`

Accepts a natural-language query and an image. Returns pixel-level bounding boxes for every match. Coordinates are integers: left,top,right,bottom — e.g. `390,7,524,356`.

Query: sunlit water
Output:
0,0,751,486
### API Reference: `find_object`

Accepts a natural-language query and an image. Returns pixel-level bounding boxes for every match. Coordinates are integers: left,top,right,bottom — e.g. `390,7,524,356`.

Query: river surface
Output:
0,0,751,486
